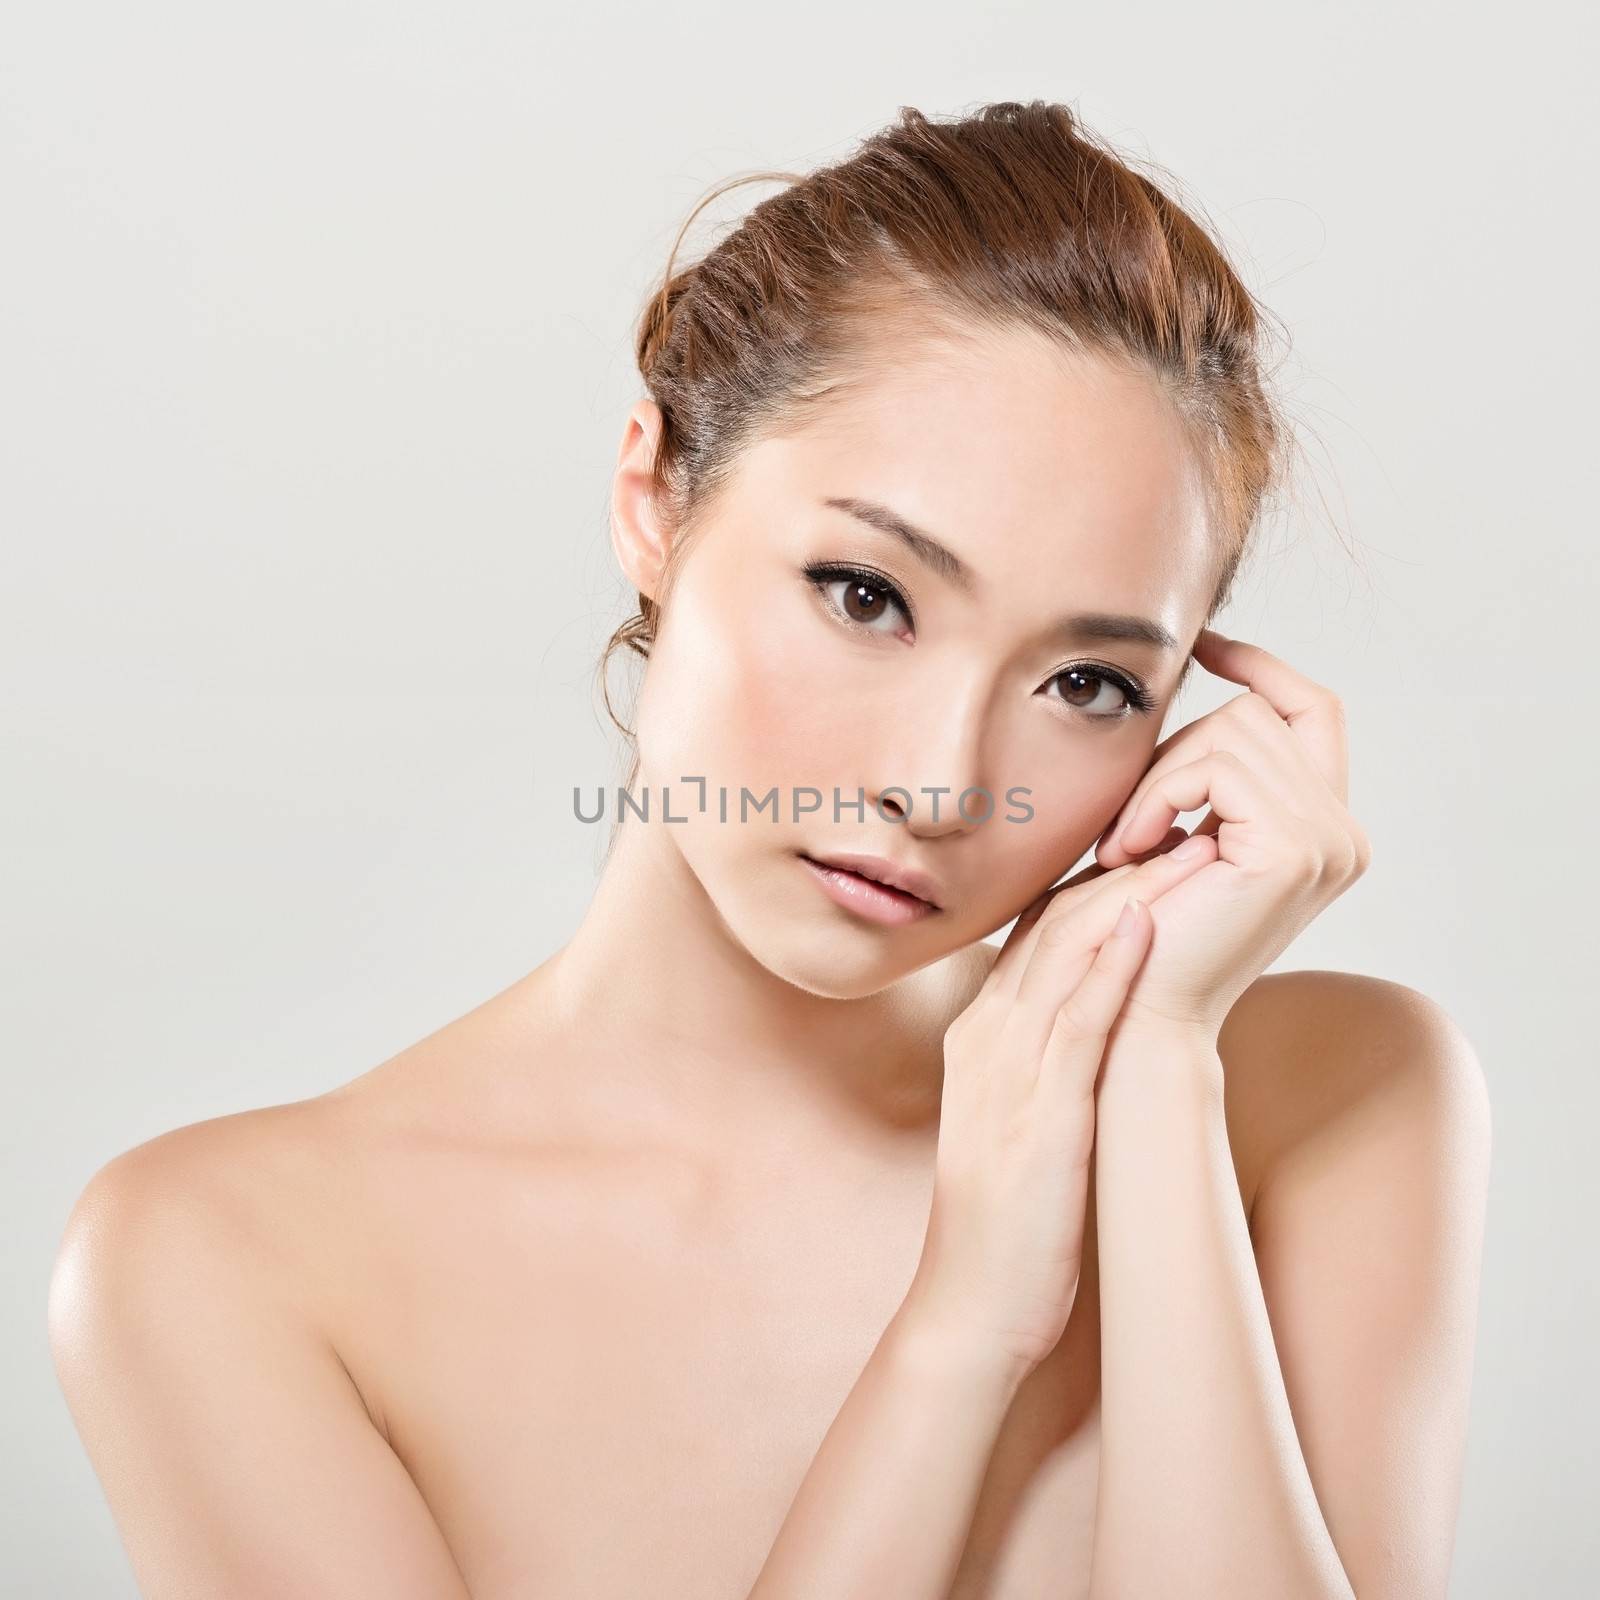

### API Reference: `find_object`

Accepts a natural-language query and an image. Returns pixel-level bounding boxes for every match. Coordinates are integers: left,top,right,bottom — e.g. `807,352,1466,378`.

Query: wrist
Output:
888,1284,1036,1400
1100,1017,1226,1095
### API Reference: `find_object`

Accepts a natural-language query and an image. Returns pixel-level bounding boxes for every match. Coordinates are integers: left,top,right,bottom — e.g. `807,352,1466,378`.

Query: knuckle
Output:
1131,854,1178,886
1236,691,1279,729
1296,849,1328,889
1054,994,1106,1040
1036,910,1082,954
1349,823,1374,874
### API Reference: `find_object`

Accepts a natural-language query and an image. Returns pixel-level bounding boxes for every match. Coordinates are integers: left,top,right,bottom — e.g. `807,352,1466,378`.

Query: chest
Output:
337,1147,1108,1600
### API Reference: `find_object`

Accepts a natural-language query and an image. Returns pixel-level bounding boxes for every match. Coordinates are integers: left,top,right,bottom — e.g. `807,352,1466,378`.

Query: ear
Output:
610,399,673,600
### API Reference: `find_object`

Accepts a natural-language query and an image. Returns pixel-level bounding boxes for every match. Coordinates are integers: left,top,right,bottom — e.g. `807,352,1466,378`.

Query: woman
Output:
49,101,1491,1599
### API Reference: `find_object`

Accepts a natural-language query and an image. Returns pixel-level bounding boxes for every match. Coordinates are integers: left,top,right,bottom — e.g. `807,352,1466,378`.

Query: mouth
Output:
796,850,944,926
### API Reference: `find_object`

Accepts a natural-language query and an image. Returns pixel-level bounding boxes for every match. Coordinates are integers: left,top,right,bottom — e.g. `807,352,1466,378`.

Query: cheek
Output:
638,576,844,794
980,749,1148,898
724,621,843,784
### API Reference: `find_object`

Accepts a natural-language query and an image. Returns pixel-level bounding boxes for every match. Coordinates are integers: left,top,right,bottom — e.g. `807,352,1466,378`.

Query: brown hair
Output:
597,98,1295,771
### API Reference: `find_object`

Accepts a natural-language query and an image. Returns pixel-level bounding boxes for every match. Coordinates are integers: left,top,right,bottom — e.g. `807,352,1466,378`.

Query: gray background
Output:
5,3,1595,1594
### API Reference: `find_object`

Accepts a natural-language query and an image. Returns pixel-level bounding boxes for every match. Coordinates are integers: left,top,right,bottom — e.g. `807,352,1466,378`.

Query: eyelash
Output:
801,561,1158,721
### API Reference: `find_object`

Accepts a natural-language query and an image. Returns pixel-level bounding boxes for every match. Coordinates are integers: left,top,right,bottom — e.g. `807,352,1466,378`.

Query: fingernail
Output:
1113,897,1141,937
1170,835,1208,861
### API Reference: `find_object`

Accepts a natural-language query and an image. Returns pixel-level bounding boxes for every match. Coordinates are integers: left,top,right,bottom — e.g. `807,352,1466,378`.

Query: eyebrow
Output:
821,494,1182,654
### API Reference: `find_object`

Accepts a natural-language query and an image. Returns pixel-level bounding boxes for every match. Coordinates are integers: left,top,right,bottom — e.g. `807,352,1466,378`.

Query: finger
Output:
1224,688,1345,800
1095,705,1303,868
1112,749,1286,859
1041,826,1189,901
1125,825,1193,861
1191,630,1349,801
1032,895,1151,1098
995,877,1091,970
982,827,1185,997
982,865,1133,1005
1008,833,1219,1030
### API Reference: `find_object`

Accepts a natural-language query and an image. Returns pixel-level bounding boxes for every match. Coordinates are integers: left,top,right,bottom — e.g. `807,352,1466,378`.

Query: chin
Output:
750,934,933,1001
705,856,953,1000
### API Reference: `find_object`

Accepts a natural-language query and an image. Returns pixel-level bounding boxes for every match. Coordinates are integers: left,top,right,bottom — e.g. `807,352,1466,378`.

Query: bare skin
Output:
51,942,1411,1600
49,322,1488,1596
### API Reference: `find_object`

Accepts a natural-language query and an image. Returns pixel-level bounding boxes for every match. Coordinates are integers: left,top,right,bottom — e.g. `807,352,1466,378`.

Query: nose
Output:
869,679,993,839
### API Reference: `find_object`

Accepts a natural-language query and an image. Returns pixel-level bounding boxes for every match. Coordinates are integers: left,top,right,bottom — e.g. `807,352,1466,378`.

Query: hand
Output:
903,833,1221,1377
1091,629,1373,1043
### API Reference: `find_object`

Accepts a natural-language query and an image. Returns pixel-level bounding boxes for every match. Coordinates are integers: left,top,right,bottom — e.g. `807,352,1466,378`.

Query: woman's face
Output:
623,324,1218,998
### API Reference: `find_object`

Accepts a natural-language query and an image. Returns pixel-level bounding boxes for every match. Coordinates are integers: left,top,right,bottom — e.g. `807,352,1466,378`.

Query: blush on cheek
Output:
718,608,855,785
997,768,1135,884
726,641,792,747
639,582,816,796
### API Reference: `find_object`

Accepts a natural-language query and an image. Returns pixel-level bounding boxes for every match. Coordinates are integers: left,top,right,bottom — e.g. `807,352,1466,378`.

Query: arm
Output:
1086,976,1492,1600
743,1287,1028,1600
48,1136,472,1600
748,846,1223,1600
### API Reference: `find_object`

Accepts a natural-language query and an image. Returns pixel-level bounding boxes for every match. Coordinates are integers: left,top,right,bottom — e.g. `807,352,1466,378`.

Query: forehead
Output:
737,323,1216,631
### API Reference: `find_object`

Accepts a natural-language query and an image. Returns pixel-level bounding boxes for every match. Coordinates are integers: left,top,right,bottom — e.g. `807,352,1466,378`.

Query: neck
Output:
529,789,980,1162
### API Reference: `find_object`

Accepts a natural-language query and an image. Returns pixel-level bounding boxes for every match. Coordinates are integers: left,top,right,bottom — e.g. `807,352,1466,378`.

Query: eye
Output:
802,558,1156,722
803,561,913,639
1041,664,1157,721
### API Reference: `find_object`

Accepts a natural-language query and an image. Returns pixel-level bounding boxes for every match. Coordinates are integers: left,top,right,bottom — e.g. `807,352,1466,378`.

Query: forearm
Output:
745,1293,1027,1600
1088,1032,1354,1600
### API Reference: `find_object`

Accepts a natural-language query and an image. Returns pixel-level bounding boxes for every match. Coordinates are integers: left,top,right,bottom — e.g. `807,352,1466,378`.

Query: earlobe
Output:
611,400,673,601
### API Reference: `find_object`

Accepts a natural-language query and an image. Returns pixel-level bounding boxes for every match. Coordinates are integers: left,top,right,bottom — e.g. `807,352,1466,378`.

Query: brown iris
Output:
841,579,892,625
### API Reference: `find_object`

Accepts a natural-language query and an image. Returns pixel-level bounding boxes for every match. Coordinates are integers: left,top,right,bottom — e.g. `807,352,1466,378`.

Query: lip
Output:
797,850,945,922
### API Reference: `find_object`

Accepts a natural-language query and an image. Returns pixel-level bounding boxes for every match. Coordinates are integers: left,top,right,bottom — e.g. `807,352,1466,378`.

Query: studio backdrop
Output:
4,3,1595,1595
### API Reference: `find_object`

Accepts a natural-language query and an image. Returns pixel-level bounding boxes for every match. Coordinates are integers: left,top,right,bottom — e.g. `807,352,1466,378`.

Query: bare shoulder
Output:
964,942,1490,1206
950,948,1489,1148
1217,969,1491,1216
48,970,568,1372
49,1090,368,1356
960,941,1489,1222
49,965,535,1274
47,1020,484,1317
47,1086,476,1597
